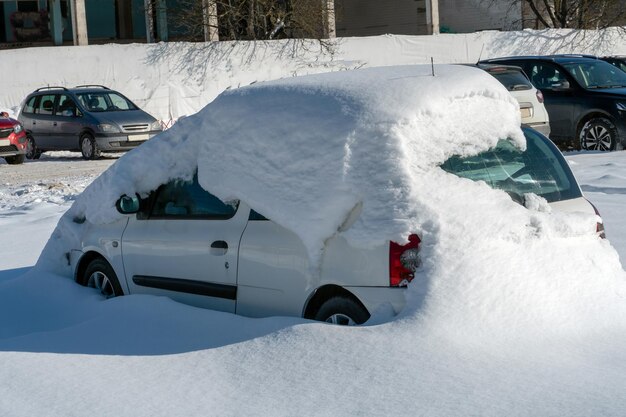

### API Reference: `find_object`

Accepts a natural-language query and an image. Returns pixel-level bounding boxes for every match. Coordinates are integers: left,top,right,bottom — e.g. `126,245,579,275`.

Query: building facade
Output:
0,0,153,47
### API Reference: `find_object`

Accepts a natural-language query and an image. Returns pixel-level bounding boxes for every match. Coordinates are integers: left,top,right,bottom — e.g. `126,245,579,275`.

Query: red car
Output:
0,114,27,164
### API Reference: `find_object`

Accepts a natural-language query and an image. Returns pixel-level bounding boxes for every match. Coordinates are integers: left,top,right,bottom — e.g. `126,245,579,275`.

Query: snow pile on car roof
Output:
52,65,524,264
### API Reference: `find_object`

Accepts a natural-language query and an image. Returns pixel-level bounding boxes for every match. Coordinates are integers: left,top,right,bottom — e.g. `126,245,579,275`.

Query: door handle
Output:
53,122,57,126
210,240,228,256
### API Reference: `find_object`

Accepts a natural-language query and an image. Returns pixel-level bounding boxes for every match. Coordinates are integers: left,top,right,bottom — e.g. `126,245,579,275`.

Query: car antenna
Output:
431,57,435,76
477,44,485,64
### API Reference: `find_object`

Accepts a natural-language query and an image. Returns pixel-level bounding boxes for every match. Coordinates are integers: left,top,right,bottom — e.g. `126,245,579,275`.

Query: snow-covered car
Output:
0,114,27,165
473,63,551,137
61,65,603,325
18,85,162,160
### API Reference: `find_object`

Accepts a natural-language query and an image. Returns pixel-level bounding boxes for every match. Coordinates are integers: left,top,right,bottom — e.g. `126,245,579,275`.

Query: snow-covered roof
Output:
65,64,524,265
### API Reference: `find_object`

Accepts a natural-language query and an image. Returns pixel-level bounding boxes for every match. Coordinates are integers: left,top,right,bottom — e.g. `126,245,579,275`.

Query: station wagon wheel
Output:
313,296,370,326
83,258,123,299
80,133,101,160
25,135,41,160
579,118,617,151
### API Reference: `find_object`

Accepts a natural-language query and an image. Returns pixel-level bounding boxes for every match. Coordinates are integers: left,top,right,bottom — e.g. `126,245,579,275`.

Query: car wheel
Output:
83,258,123,299
80,133,101,160
5,154,25,165
25,135,41,160
579,118,617,151
313,296,370,325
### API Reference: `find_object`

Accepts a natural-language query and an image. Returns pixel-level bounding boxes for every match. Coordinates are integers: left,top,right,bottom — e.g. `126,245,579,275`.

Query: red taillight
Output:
587,200,606,239
536,90,544,103
389,234,421,287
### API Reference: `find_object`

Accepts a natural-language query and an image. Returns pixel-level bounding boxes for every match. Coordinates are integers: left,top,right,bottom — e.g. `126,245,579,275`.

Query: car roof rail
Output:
551,54,598,59
74,84,110,89
34,86,68,92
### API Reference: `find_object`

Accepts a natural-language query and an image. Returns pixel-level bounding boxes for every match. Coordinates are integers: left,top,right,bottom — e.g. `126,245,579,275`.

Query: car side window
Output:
35,94,56,115
149,175,238,219
78,94,106,112
57,94,78,117
109,93,133,110
530,64,567,89
22,96,37,114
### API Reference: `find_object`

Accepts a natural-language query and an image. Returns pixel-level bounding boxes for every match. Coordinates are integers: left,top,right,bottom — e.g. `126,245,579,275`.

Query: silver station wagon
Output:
19,85,162,160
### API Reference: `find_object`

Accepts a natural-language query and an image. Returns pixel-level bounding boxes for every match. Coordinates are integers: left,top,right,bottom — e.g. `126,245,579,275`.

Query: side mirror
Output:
116,194,140,214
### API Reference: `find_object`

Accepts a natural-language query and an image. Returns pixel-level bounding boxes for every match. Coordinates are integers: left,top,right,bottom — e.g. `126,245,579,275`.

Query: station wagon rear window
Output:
489,69,532,91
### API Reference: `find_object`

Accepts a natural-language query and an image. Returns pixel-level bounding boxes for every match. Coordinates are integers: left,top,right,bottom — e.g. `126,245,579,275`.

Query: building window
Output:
17,1,39,12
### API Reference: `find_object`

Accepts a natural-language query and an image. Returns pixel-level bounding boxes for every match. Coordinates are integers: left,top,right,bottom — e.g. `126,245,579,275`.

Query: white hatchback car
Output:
65,66,601,325
477,64,551,137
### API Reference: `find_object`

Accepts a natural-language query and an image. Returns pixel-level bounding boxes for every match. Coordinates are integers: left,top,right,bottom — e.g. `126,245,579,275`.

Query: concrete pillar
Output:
425,0,440,34
323,0,336,38
49,0,63,45
70,0,89,45
156,0,168,41
144,0,155,42
202,0,219,41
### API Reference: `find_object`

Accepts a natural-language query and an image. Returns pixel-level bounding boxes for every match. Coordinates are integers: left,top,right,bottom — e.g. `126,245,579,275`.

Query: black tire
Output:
80,133,101,160
5,154,25,165
579,118,617,151
313,296,370,325
82,258,123,299
25,135,41,160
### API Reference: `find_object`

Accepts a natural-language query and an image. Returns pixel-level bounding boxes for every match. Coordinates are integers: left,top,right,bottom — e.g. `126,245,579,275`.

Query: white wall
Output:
1,28,625,120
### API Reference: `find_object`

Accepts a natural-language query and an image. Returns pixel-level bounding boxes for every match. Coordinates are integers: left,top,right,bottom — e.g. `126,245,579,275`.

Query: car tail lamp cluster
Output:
536,90,545,103
389,234,421,287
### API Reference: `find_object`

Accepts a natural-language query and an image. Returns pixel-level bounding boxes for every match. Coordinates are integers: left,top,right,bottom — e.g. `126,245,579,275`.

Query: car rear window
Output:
440,129,582,203
488,70,532,91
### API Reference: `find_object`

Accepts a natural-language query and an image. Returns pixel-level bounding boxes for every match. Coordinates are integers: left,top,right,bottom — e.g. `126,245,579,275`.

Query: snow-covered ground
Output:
2,147,625,416
3,30,626,416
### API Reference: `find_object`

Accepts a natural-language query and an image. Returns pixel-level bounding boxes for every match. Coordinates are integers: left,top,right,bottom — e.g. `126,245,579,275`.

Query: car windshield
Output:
562,60,626,89
76,92,138,112
440,128,582,203
489,69,532,91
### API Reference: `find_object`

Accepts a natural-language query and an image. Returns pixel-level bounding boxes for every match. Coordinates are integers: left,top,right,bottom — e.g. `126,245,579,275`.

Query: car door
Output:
55,94,83,150
27,93,58,149
120,175,249,313
526,63,577,139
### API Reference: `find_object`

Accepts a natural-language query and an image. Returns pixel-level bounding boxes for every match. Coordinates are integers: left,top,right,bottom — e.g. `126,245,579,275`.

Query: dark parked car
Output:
480,55,626,151
601,56,626,73
19,85,162,160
